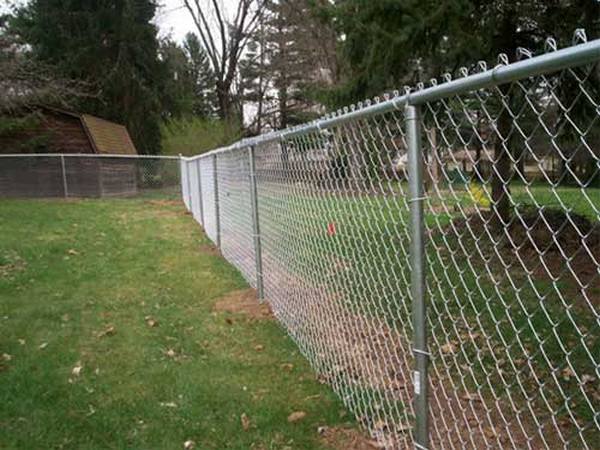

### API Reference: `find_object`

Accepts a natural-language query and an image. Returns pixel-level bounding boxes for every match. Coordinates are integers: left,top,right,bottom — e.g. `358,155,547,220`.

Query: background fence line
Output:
181,36,600,449
0,154,181,199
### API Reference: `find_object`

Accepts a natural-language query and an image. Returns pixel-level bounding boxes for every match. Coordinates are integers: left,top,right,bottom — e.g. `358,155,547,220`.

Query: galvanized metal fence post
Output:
178,154,186,208
406,104,429,449
213,154,221,248
60,154,68,198
248,146,264,300
195,159,204,226
185,160,192,211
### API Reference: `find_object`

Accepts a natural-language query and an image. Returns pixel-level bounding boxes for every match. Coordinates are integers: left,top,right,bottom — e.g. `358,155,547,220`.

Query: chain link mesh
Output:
0,154,181,199
216,150,257,286
183,39,599,449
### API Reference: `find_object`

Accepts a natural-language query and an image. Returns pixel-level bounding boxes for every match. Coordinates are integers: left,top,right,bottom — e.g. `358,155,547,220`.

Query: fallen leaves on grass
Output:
72,362,83,376
145,316,159,327
462,392,483,402
67,249,79,256
441,342,457,354
562,367,575,381
287,411,307,423
254,344,264,352
183,440,195,449
96,325,116,338
373,420,387,431
582,374,595,385
165,348,177,358
241,413,251,431
159,402,178,408
68,362,83,383
281,363,294,371
2,353,12,361
38,342,48,350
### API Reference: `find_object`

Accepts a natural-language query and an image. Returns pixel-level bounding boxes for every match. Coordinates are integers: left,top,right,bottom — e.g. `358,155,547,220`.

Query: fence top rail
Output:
0,153,181,160
184,36,600,162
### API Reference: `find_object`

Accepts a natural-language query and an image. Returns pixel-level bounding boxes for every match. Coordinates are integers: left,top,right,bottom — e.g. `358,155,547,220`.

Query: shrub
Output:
160,116,242,156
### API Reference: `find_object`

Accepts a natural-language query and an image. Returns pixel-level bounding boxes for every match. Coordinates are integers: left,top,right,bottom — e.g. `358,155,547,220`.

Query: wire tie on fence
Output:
414,443,429,450
413,348,431,357
408,195,429,204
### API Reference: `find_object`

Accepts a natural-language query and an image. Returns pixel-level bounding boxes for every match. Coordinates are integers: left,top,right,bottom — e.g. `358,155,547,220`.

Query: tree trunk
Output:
489,10,518,228
491,103,512,228
216,82,230,121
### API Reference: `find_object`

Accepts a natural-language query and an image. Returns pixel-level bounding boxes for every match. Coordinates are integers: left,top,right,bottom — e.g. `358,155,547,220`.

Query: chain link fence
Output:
0,154,181,199
182,36,600,449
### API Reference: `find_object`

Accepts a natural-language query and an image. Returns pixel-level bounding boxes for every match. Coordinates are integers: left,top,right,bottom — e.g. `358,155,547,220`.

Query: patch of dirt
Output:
321,426,382,450
213,288,273,320
198,243,221,256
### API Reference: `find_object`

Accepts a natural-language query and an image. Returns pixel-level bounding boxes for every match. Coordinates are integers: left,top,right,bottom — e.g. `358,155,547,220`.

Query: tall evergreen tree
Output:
10,0,168,154
241,0,338,132
329,0,600,103
183,33,218,118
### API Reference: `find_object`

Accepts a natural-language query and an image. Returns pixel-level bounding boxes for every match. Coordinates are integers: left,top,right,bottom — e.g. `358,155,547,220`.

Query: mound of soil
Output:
213,288,273,320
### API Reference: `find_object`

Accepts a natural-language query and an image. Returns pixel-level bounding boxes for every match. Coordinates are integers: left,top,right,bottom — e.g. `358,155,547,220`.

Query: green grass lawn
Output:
0,198,352,450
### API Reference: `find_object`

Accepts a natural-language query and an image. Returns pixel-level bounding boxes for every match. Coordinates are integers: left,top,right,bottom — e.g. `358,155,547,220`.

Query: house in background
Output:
0,107,140,197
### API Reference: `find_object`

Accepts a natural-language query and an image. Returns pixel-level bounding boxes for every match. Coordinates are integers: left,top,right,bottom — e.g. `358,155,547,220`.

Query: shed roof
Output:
80,114,137,155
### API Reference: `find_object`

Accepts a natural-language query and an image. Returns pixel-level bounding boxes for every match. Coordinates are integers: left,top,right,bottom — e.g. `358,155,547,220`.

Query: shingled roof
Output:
80,114,137,155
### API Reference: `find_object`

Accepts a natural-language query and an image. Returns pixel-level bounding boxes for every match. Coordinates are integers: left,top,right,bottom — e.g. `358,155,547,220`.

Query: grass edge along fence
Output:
182,33,600,450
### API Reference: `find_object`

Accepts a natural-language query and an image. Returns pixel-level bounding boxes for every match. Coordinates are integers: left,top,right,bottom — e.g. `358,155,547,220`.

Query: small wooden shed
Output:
0,108,140,198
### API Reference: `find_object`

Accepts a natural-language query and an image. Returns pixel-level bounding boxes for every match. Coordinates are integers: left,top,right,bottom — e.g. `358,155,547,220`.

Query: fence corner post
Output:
248,145,264,301
60,154,68,198
406,103,429,450
213,154,221,249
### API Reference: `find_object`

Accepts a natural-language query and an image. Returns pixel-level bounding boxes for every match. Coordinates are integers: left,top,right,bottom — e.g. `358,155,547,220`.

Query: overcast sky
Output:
155,1,198,42
156,0,239,43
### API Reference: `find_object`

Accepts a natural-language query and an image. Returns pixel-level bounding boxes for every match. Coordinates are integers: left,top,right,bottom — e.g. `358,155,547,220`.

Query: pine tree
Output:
182,33,218,118
241,0,338,132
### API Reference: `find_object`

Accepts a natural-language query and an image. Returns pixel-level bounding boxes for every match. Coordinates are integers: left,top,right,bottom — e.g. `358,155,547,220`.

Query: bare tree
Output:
182,0,266,122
